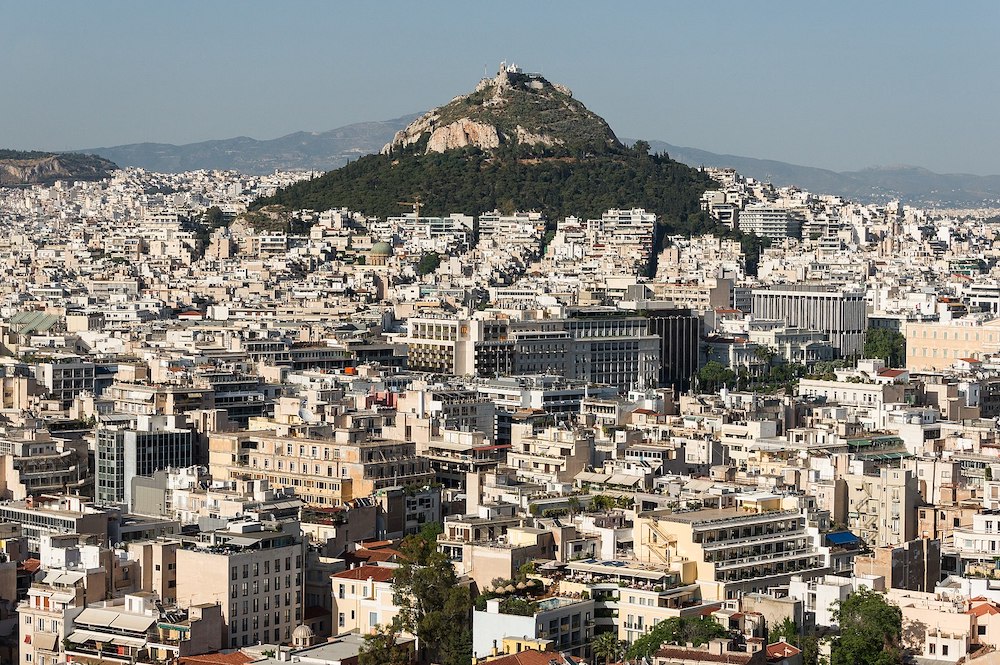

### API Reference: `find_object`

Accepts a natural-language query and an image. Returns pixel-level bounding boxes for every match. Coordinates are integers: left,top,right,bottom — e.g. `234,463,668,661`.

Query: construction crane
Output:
397,197,422,218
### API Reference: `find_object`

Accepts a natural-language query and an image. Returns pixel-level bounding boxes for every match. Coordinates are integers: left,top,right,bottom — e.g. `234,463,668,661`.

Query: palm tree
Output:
592,631,624,665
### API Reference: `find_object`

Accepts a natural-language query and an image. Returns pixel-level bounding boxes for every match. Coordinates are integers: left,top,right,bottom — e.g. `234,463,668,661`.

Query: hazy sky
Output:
3,1,998,174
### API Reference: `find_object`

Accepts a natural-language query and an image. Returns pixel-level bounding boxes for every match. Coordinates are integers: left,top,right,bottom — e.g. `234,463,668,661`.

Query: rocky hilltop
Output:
255,65,715,239
0,150,117,186
382,63,619,155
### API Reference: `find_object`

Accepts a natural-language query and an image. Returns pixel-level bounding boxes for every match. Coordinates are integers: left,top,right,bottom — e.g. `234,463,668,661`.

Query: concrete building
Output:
174,519,304,649
853,538,941,592
0,424,88,500
843,468,921,548
635,505,827,601
738,204,805,240
0,495,114,554
904,317,1000,370
209,425,433,507
787,573,884,628
63,592,223,664
96,415,196,506
507,423,594,485
330,564,397,636
473,595,595,661
31,355,95,409
751,285,867,357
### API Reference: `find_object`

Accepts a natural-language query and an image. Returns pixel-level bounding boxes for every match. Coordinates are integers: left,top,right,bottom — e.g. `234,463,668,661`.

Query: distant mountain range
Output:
82,115,418,175
74,117,1000,207
642,140,1000,207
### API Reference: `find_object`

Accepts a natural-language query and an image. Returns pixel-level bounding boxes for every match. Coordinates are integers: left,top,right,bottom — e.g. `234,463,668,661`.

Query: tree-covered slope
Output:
254,142,715,232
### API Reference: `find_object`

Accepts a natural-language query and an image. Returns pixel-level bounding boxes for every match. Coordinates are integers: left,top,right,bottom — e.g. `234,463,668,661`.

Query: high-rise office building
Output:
96,415,195,506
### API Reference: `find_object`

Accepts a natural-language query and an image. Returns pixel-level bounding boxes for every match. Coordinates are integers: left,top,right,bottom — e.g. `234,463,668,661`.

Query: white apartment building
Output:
738,204,805,239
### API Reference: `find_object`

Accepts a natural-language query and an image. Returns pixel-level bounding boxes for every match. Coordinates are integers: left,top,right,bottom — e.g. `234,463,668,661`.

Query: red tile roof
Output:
346,547,401,566
332,565,394,583
766,641,802,660
486,650,573,665
878,369,907,377
968,602,1000,617
653,646,755,664
179,653,253,665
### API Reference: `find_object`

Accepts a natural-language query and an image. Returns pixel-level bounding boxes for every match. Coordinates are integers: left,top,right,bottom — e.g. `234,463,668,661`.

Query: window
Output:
943,645,949,656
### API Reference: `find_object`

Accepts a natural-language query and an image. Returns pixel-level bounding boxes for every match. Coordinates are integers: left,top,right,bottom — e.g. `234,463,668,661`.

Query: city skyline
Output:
3,1,1000,175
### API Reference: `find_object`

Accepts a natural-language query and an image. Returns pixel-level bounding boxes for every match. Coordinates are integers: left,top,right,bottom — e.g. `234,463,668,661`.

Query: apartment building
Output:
507,423,594,485
0,495,114,554
105,382,215,416
63,592,223,664
558,559,706,646
843,468,920,547
19,533,141,665
32,356,96,409
175,520,304,649
636,505,827,601
0,424,87,499
473,595,595,661
209,425,433,506
738,204,805,240
331,565,397,635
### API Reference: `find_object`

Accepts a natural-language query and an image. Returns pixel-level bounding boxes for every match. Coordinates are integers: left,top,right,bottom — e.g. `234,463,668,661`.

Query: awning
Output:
33,633,58,651
74,607,121,627
607,474,644,487
825,531,860,546
110,614,156,632
111,635,147,647
67,629,114,644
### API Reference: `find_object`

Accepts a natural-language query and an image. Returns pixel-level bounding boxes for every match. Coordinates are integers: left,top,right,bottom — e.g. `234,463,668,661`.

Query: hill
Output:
644,140,1000,207
0,150,117,186
254,65,717,235
82,116,418,175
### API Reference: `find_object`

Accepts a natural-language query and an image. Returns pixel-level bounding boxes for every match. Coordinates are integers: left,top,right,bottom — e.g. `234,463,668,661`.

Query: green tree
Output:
359,624,411,665
801,635,820,665
615,495,634,509
392,531,472,665
863,328,906,367
698,361,736,393
203,206,224,226
590,495,617,512
830,588,902,665
626,617,727,660
769,617,799,646
416,252,441,275
592,631,625,665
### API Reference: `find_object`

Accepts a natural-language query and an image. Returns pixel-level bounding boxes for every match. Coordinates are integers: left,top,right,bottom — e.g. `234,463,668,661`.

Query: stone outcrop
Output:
0,154,116,186
381,63,617,156
426,120,502,153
